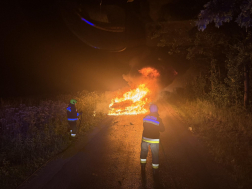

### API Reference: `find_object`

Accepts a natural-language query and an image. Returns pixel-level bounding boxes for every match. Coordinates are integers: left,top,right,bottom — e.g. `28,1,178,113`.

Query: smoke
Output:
163,67,196,92
126,50,179,88
121,66,162,104
96,49,190,114
95,91,115,114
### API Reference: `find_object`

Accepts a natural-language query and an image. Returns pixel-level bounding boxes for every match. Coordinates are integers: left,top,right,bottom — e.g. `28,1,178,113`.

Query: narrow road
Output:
18,102,237,189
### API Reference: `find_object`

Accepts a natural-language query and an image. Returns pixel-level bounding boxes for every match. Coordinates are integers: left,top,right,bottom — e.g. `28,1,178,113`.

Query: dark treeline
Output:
149,0,252,110
148,1,252,187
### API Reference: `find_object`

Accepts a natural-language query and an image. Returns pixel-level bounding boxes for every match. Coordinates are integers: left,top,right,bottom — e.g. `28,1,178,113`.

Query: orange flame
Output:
108,67,160,115
139,67,160,78
108,84,150,115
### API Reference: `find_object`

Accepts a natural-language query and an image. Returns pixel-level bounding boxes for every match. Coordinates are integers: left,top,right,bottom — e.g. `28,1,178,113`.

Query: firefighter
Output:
140,103,165,177
66,99,82,137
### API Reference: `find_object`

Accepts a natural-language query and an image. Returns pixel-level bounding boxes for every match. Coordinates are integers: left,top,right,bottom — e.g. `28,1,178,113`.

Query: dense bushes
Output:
0,91,108,189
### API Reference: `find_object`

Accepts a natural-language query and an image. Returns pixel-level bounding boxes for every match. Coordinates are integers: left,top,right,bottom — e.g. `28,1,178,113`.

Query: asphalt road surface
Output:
18,102,237,189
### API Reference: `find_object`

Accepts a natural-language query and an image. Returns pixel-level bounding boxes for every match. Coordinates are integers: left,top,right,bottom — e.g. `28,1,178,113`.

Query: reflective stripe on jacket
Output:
142,137,160,143
67,103,78,121
142,113,165,142
68,118,78,121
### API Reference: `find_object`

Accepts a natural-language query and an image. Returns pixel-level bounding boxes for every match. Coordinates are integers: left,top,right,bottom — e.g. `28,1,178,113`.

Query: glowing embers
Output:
108,84,150,115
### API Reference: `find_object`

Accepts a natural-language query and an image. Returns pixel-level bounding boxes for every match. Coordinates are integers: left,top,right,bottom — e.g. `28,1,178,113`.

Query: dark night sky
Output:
1,0,192,98
0,0,135,97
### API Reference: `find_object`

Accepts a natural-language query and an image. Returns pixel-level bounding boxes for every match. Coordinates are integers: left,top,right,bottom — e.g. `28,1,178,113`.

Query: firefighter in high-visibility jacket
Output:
66,99,82,137
140,103,165,177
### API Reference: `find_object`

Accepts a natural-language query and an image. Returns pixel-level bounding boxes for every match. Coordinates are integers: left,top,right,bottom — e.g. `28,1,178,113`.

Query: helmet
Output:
150,104,158,113
70,99,77,105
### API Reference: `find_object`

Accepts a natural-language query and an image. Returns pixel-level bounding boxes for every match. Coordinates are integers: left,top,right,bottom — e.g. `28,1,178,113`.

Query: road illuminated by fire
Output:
18,101,237,189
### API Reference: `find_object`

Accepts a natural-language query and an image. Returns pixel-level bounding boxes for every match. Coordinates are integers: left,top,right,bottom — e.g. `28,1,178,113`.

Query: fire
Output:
108,84,150,115
108,67,160,115
139,67,160,78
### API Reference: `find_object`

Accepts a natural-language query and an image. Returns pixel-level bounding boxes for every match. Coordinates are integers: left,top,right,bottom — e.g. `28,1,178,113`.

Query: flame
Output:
108,67,160,115
139,67,160,78
108,84,150,115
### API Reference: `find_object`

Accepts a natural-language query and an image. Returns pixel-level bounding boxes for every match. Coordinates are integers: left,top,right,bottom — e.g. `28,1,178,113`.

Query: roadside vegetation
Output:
0,91,109,189
151,1,252,188
164,87,252,188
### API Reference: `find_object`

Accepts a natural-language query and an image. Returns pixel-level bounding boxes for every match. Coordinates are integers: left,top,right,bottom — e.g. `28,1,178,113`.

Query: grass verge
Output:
166,96,252,188
0,91,109,189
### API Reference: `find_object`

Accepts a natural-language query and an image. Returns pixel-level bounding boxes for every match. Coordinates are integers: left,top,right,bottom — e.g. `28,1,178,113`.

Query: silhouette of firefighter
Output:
140,103,165,178
66,99,82,137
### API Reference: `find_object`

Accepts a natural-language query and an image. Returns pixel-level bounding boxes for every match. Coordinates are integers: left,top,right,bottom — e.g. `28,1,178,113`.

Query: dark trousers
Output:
140,141,160,168
68,121,77,134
